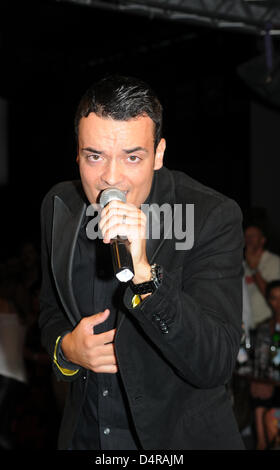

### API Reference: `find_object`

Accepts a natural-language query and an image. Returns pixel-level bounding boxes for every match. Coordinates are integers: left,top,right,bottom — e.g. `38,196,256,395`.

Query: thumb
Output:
91,309,110,329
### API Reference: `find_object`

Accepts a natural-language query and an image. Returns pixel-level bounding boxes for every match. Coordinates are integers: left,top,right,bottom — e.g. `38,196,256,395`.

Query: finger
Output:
92,364,118,374
95,343,116,357
102,218,142,242
100,201,139,227
92,350,118,366
103,223,146,244
92,328,117,347
102,200,141,218
102,200,135,214
100,203,146,243
100,212,141,234
101,209,145,234
89,346,118,373
102,328,117,345
100,209,141,237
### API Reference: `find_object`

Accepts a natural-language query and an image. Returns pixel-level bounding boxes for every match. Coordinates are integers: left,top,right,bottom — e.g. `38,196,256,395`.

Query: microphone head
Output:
99,188,127,208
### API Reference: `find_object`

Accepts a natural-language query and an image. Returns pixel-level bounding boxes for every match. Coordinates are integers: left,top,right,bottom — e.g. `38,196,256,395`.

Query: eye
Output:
127,155,140,163
88,154,102,162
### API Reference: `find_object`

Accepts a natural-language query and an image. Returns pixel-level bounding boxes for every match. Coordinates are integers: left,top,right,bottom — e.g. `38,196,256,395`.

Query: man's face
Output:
244,226,265,251
268,287,280,318
76,113,165,208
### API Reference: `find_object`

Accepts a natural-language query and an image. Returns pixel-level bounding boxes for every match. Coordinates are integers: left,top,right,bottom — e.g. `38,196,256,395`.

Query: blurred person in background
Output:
249,280,280,450
255,281,280,450
0,258,27,449
244,225,280,449
244,224,280,328
16,279,61,449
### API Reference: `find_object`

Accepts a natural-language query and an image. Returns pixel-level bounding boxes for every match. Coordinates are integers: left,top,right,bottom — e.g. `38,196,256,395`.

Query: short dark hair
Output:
74,75,163,150
266,280,280,300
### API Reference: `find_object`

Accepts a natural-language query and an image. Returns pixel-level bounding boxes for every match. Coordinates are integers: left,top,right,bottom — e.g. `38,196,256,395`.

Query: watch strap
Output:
130,264,162,295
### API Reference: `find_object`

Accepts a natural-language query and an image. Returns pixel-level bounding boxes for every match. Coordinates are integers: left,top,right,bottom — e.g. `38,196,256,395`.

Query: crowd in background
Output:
0,241,65,449
233,223,280,450
1,223,280,450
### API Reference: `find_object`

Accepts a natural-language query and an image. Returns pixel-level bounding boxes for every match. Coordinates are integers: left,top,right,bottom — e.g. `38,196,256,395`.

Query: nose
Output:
101,159,123,187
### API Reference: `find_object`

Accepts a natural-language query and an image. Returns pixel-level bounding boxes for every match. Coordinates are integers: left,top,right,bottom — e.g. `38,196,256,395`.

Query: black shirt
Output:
70,216,141,450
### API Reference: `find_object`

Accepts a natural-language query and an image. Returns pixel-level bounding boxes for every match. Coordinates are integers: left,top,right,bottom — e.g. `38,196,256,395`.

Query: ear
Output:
76,144,80,164
154,138,166,170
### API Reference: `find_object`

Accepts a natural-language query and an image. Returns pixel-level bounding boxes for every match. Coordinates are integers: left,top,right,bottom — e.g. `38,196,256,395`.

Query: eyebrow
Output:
82,147,102,154
81,146,148,154
123,146,148,154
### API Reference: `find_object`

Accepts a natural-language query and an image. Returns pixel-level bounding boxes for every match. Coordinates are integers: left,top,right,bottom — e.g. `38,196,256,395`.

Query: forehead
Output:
78,112,155,146
269,287,280,297
245,227,263,236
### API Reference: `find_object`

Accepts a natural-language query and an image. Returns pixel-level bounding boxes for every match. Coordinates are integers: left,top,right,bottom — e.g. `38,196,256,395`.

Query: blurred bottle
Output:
236,323,252,370
254,321,271,378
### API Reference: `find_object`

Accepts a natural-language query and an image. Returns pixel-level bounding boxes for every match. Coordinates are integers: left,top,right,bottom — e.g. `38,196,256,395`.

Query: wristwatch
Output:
130,264,163,295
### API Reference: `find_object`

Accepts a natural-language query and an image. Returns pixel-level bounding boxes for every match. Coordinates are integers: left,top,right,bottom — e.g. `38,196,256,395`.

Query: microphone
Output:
100,188,135,283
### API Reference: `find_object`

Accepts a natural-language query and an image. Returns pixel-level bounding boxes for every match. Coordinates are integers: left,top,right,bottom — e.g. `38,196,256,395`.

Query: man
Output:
39,75,245,450
244,225,280,328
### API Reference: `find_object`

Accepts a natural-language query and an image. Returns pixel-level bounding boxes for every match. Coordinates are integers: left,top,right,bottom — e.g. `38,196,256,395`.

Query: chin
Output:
127,194,139,207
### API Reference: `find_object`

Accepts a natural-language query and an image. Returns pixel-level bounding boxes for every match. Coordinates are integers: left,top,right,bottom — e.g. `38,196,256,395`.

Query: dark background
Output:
0,0,278,259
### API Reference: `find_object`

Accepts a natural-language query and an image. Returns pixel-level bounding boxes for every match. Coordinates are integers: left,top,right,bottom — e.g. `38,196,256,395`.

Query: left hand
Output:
99,200,150,282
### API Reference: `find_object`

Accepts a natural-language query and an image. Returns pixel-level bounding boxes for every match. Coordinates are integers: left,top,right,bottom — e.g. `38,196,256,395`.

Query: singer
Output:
39,75,245,450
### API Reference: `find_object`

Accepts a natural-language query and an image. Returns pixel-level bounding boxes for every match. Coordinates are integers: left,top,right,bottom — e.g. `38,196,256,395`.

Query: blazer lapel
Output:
145,167,175,264
146,167,176,263
51,192,86,327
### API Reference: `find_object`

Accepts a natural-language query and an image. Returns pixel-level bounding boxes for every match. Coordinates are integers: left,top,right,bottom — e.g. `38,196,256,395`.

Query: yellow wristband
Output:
53,336,79,377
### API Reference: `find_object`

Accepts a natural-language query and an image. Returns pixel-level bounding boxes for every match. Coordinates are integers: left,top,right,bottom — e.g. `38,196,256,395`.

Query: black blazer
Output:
39,166,245,450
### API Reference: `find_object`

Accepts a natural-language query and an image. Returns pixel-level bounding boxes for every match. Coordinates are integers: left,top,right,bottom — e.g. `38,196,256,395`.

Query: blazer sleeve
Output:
38,191,81,381
123,197,244,389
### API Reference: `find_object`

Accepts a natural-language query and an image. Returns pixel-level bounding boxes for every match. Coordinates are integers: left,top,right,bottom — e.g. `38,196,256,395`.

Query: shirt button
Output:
104,427,110,435
102,389,109,397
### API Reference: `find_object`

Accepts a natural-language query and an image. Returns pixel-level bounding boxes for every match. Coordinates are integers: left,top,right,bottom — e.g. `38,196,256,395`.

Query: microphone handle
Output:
110,236,135,282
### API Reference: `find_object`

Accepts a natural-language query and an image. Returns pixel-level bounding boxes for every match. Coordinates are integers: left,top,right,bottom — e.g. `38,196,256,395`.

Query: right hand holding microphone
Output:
61,309,118,374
